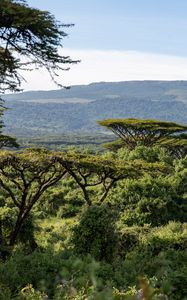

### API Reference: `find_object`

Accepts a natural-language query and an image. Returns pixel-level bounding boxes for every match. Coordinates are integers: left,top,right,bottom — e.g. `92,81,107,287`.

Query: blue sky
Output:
27,0,187,56
23,0,187,90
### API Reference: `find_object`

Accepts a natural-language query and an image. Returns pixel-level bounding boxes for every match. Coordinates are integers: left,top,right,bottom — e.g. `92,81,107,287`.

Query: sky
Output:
22,0,187,90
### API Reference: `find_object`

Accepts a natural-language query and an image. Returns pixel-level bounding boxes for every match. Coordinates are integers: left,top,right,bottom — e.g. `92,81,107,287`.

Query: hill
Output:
2,80,187,138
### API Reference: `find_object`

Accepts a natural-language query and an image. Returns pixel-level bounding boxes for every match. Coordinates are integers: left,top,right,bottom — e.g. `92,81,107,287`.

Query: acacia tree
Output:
159,134,187,158
0,150,67,246
0,149,167,248
58,152,166,206
0,0,79,93
98,118,187,155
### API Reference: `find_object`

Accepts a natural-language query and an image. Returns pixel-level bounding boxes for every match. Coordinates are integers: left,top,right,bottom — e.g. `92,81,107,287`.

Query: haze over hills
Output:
2,80,187,137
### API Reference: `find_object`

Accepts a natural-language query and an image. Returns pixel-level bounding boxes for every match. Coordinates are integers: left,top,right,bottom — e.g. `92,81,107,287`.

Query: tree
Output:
0,149,167,248
0,0,79,149
98,118,187,154
0,97,18,148
159,134,187,158
0,150,67,246
0,0,79,93
58,151,167,206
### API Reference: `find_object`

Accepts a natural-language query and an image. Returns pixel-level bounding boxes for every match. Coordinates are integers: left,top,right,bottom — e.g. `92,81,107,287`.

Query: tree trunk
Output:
9,210,26,246
81,185,92,206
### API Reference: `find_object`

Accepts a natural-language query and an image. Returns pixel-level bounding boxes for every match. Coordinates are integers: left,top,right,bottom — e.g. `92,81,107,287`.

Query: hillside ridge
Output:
2,80,187,137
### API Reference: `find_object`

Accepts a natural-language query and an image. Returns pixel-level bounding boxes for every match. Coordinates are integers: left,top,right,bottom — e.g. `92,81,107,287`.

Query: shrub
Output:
72,205,118,262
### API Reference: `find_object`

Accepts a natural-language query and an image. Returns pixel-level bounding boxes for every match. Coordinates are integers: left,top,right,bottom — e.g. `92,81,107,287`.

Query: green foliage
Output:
17,215,37,248
0,222,186,299
0,0,78,92
62,150,167,206
0,249,114,299
0,148,163,247
118,225,150,257
98,118,187,133
107,147,186,226
0,283,12,300
0,150,67,246
20,284,47,300
114,174,187,226
0,119,186,299
98,118,187,156
0,98,18,149
0,0,187,298
122,222,187,299
34,177,82,218
159,134,187,158
72,206,118,262
116,145,173,164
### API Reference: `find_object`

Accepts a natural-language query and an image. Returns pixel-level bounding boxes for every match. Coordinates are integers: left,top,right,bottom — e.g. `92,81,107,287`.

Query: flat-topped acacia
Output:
98,118,187,150
160,134,187,158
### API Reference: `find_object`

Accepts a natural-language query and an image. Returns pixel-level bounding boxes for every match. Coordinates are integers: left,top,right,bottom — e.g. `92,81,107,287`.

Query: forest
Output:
0,1,187,299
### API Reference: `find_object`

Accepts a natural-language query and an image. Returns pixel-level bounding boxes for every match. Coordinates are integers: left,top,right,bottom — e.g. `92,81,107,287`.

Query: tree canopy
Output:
58,151,165,206
0,0,79,92
159,134,187,158
0,97,18,148
0,149,167,247
0,149,67,246
98,118,187,154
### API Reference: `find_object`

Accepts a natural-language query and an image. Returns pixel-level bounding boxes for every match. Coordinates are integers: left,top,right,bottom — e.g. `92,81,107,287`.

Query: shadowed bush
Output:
72,205,119,262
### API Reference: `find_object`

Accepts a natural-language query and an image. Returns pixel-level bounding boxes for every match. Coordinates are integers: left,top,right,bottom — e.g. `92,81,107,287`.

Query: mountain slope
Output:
2,81,187,137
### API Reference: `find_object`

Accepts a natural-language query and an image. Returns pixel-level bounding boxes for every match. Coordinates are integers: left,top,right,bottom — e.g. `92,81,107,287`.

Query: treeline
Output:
17,133,115,151
4,96,187,137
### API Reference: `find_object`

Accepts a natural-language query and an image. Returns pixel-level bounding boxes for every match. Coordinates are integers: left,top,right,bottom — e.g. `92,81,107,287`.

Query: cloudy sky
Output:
23,0,187,90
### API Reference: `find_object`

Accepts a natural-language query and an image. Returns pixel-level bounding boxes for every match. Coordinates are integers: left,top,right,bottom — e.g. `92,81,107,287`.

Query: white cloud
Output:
20,49,187,91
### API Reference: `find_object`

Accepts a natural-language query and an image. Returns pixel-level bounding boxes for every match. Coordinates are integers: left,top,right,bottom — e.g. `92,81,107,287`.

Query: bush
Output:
110,173,187,227
72,205,119,262
122,222,187,299
118,225,150,257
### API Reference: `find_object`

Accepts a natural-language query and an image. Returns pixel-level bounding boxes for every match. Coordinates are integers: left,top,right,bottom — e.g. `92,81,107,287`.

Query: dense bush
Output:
110,171,187,226
0,249,115,299
71,205,119,262
118,225,151,257
0,222,186,299
117,145,174,164
121,222,187,299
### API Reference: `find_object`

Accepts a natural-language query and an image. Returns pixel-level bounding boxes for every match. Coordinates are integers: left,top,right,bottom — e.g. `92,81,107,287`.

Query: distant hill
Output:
2,80,187,137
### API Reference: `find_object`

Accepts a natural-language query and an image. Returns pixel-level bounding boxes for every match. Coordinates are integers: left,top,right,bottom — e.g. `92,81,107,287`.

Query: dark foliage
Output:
0,0,79,92
72,206,118,262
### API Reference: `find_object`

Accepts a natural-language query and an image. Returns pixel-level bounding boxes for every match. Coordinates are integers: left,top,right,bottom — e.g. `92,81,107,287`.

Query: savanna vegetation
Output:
0,1,187,299
0,118,186,299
